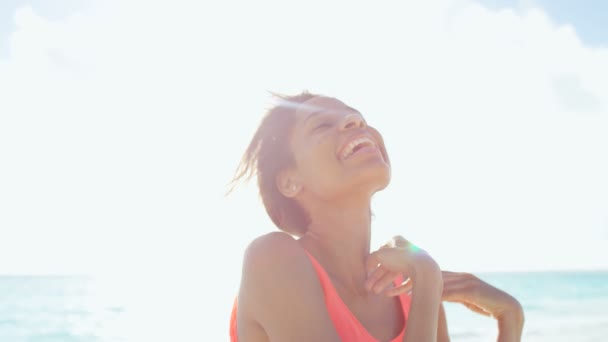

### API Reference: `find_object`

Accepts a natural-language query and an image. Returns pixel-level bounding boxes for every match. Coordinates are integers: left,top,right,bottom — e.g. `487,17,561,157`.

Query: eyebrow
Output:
303,106,361,124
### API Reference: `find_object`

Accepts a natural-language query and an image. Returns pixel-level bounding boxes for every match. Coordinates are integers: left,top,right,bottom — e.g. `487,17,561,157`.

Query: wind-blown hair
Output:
229,91,320,236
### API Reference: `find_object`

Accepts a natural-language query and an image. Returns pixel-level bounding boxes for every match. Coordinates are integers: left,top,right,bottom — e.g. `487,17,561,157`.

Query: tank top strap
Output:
231,249,411,342
302,250,351,315
303,249,411,342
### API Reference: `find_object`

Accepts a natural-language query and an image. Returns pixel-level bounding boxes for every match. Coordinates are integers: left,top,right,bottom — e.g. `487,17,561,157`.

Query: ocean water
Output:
1,272,607,341
444,272,608,342
0,276,128,342
0,275,213,342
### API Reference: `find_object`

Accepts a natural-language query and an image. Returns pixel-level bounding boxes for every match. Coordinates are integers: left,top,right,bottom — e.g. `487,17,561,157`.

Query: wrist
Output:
498,310,524,330
410,256,442,291
496,302,524,342
497,298,524,325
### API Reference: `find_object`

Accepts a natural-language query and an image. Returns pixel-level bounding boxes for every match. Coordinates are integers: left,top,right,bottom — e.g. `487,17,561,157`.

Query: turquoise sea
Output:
444,271,608,341
0,272,607,341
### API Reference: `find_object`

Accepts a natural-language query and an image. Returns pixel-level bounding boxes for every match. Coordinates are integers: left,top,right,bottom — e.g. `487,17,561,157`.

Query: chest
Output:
335,286,405,341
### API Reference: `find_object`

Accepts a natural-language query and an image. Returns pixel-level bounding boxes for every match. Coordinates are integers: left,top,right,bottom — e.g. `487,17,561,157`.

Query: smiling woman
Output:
228,92,524,342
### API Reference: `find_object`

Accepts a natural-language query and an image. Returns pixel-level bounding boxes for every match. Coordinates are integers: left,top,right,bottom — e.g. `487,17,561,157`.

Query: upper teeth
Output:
341,137,376,159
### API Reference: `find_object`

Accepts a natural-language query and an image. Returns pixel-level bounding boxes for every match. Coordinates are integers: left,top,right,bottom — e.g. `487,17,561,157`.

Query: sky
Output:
480,0,608,47
0,0,607,338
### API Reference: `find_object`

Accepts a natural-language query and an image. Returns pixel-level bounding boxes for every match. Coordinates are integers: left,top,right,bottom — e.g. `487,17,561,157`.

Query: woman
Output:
229,92,524,341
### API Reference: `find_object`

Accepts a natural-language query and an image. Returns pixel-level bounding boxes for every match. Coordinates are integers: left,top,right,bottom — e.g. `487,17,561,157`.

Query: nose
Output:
340,113,365,130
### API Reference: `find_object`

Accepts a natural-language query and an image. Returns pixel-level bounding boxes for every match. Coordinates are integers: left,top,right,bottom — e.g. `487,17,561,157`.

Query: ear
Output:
276,168,301,198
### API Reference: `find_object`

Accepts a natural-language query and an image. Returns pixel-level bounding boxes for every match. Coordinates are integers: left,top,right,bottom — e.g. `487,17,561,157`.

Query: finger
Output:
380,240,393,249
384,278,413,297
442,273,479,288
393,236,425,255
365,267,387,292
441,271,471,281
391,235,407,248
442,281,475,299
442,273,479,289
463,302,492,317
372,271,400,295
441,270,459,278
366,251,381,276
441,279,478,302
443,271,476,279
442,296,490,316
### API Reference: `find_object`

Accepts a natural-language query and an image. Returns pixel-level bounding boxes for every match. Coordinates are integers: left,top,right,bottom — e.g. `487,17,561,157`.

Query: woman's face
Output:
288,96,391,200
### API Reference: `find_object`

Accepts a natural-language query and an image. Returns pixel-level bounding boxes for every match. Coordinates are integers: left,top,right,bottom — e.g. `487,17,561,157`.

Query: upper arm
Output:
437,303,450,342
237,232,341,342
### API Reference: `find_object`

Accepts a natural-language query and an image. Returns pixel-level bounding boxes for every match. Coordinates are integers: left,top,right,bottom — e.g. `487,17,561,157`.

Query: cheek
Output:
370,129,390,165
298,143,341,185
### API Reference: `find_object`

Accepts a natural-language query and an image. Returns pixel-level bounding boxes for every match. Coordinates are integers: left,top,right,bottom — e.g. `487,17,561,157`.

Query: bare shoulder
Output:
244,231,304,263
237,232,340,341
240,231,314,295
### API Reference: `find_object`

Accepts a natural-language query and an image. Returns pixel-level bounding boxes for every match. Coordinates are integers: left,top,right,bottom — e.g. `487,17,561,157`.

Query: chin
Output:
372,169,391,192
354,164,391,195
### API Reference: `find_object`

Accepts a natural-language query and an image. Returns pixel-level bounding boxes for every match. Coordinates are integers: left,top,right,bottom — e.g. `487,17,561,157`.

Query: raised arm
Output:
365,236,444,342
400,256,443,342
237,232,341,342
442,271,524,342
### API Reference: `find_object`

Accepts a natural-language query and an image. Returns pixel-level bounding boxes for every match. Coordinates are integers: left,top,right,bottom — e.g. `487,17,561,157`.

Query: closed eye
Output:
313,122,332,132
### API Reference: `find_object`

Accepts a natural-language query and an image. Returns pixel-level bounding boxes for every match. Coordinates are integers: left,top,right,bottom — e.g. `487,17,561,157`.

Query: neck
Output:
299,196,372,297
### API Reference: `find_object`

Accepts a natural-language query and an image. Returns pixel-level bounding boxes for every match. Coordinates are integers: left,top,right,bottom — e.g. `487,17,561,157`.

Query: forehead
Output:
293,96,358,121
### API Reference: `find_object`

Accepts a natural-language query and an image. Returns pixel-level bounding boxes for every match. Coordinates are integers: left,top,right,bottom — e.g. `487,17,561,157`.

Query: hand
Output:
365,236,441,297
441,271,523,320
442,271,524,341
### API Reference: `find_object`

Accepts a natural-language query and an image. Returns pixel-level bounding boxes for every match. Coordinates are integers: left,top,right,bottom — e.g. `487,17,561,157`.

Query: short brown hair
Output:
229,91,320,236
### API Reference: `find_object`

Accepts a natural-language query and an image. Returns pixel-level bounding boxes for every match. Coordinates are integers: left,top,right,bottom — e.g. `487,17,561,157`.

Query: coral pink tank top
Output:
230,250,411,341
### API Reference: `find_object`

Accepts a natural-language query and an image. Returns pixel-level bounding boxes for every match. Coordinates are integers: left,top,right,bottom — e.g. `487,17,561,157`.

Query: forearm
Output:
403,290,441,342
436,303,450,342
402,266,443,342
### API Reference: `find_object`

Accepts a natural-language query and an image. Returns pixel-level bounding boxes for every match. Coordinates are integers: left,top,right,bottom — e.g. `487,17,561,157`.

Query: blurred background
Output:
0,0,607,341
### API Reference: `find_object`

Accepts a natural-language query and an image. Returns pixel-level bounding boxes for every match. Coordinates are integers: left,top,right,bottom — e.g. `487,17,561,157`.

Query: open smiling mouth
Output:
339,136,381,160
